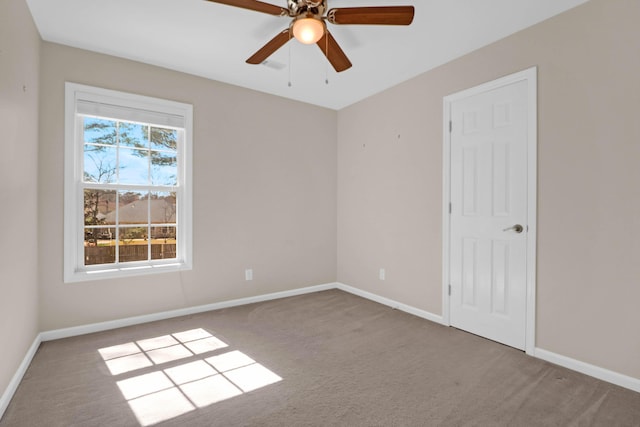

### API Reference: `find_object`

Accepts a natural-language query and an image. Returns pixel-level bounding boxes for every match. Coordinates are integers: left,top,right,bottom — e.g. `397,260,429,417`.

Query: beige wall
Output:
337,0,640,379
38,43,337,330
0,0,41,401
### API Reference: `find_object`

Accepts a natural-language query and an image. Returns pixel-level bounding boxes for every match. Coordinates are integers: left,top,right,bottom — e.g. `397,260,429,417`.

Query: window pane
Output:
84,117,117,145
118,191,149,225
119,226,148,262
84,227,116,265
119,147,149,185
150,127,177,151
119,122,149,149
151,192,176,225
84,189,116,226
84,146,117,183
150,151,177,186
151,226,176,260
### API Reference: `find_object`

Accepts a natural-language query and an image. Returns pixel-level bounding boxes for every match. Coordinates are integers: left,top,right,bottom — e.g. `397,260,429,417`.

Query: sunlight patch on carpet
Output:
99,328,282,426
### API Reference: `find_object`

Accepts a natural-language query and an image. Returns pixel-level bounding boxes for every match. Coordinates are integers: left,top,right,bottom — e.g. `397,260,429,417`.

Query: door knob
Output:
503,224,524,233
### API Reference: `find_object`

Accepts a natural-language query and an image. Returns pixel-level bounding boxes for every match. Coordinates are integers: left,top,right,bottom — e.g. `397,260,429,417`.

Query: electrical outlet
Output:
379,268,386,280
245,268,253,281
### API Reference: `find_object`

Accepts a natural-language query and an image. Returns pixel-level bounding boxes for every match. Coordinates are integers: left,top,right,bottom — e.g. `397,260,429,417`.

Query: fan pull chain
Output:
288,42,292,87
325,32,329,85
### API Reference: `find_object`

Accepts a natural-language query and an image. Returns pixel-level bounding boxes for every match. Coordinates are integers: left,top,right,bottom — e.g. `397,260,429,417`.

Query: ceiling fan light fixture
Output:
206,0,416,73
292,17,324,44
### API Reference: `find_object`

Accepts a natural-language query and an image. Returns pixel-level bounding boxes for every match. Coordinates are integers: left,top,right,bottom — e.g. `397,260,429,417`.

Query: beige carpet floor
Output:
2,289,639,426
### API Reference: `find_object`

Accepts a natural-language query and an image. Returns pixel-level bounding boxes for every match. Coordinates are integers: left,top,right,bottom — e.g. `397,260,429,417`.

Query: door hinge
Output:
449,203,452,214
448,284,451,296
449,121,452,133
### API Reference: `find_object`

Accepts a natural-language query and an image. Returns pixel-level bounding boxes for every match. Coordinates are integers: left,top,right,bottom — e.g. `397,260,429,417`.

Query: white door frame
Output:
442,67,538,355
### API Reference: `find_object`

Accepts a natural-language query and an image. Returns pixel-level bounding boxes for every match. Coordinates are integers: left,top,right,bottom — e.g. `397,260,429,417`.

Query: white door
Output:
448,77,531,350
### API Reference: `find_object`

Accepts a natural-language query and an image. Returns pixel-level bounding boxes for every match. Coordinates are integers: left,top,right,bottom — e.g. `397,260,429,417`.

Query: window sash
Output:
81,186,179,268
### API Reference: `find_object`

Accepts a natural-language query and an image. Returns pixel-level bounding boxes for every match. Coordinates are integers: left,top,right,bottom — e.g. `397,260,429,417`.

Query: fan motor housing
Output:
288,0,326,18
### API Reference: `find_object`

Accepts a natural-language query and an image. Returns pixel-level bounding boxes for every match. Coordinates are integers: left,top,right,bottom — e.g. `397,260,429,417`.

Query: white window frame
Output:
64,82,193,283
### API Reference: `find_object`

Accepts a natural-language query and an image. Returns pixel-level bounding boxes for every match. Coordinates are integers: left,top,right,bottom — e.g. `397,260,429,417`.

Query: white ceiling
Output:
26,0,588,110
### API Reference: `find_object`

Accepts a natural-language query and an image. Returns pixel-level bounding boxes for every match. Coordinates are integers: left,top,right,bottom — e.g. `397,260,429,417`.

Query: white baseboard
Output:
336,282,445,325
41,283,336,341
534,348,640,393
40,281,445,342
0,334,42,421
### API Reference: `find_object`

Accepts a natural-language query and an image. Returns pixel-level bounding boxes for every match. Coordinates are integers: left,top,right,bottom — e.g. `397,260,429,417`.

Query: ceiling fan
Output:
205,0,415,72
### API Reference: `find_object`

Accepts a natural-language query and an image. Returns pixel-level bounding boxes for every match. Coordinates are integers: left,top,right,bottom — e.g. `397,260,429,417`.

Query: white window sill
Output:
64,261,192,283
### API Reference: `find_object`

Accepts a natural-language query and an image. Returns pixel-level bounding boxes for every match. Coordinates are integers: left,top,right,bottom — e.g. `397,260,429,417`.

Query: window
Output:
65,83,192,282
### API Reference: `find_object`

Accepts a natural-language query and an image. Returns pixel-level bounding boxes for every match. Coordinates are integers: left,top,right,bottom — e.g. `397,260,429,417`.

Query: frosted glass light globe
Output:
292,17,324,44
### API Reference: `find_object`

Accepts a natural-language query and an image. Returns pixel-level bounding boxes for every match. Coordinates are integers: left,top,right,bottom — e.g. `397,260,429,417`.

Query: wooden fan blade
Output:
327,6,415,25
205,0,288,16
316,31,352,72
246,29,291,64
